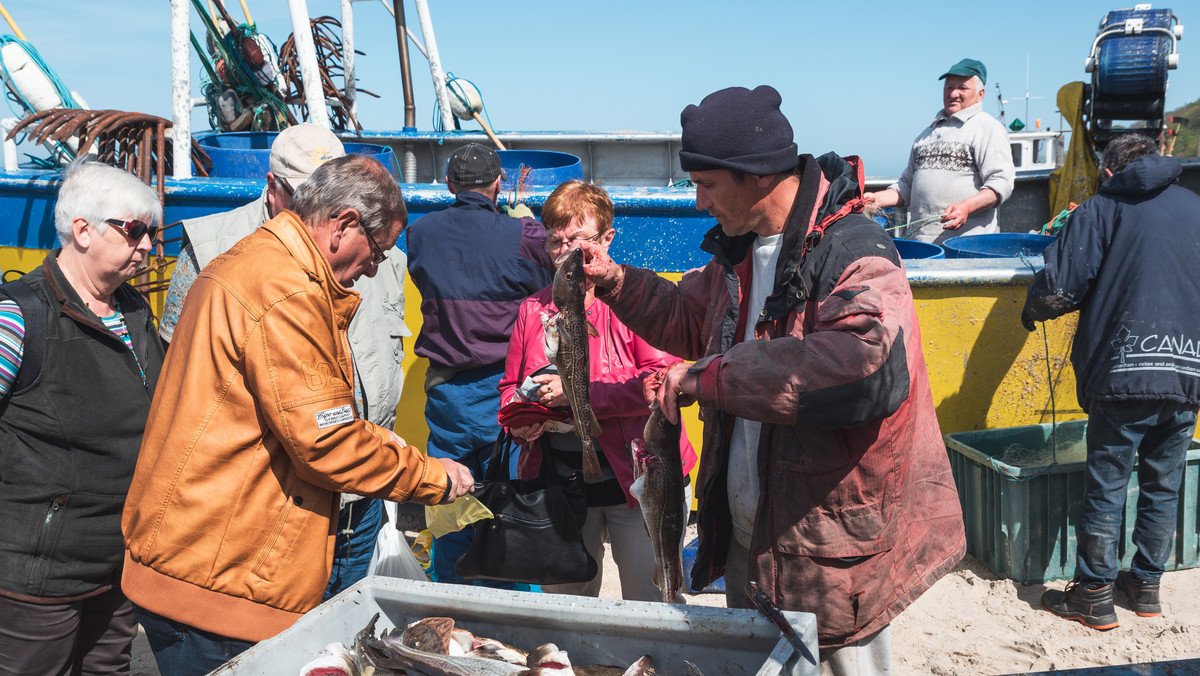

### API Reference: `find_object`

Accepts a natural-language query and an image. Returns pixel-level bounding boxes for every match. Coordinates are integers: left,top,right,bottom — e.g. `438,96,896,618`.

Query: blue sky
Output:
4,1,1198,176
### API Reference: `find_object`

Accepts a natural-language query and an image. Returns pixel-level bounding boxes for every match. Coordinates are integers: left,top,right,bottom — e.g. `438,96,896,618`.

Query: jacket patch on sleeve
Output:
302,360,335,390
315,404,354,429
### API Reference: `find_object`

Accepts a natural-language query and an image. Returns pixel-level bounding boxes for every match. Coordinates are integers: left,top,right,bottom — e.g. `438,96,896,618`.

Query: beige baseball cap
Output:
269,124,346,185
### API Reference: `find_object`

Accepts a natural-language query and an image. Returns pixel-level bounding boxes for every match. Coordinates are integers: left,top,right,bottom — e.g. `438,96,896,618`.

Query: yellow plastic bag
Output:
423,494,494,539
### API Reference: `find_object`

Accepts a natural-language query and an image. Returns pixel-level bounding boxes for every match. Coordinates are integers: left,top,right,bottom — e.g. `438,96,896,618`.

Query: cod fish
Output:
356,613,526,676
551,247,603,481
629,407,687,604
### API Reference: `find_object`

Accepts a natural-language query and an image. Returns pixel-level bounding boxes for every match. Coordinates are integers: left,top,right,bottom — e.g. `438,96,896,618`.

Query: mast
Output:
170,0,192,178
286,0,330,128
412,0,454,132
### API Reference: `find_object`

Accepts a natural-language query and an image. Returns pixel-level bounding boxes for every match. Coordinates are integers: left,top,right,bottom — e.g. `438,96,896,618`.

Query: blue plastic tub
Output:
942,233,1054,259
195,132,400,180
495,149,583,188
892,238,945,260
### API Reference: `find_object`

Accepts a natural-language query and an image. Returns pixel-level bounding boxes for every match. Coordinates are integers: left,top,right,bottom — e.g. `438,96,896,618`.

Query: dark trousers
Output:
133,606,253,676
1077,399,1197,584
0,585,137,676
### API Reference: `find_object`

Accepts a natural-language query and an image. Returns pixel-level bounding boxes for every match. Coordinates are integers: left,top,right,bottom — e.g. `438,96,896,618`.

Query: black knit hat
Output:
679,85,798,175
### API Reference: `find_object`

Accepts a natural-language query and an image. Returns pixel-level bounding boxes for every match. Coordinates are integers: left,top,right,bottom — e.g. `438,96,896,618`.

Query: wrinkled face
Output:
85,216,154,283
545,214,613,267
690,169,765,237
943,75,985,115
339,217,403,287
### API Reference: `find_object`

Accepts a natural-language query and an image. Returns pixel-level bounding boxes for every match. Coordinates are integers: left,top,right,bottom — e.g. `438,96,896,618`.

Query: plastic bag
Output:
423,494,494,538
367,501,427,581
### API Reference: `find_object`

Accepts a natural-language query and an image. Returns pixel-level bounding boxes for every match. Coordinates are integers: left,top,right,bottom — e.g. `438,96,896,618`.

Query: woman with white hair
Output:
0,159,167,674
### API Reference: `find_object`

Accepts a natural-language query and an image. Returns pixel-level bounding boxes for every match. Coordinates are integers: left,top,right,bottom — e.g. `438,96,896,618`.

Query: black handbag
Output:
455,430,598,585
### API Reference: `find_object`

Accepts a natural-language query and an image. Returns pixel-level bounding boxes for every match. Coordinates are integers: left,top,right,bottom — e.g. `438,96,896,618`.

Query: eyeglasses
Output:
359,224,388,266
277,175,295,198
104,218,159,242
545,231,602,251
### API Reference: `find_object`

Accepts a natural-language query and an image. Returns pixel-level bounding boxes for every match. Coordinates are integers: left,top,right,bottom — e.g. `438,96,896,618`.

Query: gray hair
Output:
289,154,406,235
1101,133,1158,174
53,156,162,241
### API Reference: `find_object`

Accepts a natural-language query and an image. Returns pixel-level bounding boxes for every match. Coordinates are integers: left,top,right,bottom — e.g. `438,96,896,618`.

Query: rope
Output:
990,253,1061,482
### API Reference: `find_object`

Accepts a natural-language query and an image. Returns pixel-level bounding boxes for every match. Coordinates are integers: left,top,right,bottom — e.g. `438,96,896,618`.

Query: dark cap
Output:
678,85,798,176
939,58,987,85
446,143,506,186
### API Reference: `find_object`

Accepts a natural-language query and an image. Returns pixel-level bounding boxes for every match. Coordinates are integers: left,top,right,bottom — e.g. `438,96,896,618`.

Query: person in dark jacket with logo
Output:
0,159,166,674
1024,133,1200,630
579,85,965,674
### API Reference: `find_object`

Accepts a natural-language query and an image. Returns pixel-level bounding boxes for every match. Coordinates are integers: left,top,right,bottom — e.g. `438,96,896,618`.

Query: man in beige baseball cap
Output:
159,123,413,601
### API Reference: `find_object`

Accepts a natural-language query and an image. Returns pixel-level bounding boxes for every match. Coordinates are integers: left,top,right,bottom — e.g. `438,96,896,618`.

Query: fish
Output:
355,613,527,676
399,617,528,664
298,641,365,676
550,246,603,481
629,406,687,604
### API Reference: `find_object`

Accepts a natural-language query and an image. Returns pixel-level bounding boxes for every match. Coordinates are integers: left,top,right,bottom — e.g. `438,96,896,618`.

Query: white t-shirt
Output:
727,233,782,549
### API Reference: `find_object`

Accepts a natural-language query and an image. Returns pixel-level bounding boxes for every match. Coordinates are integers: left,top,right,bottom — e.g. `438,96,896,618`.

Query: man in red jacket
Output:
580,85,965,674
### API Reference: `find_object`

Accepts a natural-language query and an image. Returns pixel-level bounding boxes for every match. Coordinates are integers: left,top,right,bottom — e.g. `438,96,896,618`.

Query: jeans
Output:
324,497,384,600
425,365,520,587
132,606,253,676
1076,399,1196,585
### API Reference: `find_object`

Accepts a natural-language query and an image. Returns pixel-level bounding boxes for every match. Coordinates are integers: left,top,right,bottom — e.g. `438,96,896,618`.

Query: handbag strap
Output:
486,428,573,486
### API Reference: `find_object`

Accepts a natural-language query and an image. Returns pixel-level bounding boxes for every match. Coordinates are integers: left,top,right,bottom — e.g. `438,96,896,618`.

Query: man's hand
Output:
435,457,474,502
941,202,971,230
644,363,698,424
577,239,624,290
863,188,902,213
1020,308,1037,332
503,203,535,219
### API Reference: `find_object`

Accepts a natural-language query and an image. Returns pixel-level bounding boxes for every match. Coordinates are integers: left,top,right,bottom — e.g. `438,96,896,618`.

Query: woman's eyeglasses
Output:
545,231,602,251
104,218,159,242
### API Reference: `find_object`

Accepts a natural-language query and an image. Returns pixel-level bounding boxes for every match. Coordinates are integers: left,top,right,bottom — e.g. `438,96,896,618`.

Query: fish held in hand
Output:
629,407,687,604
551,247,603,481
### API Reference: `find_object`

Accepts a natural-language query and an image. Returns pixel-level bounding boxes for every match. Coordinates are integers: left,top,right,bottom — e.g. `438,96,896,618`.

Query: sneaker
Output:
1041,580,1119,630
1116,570,1161,617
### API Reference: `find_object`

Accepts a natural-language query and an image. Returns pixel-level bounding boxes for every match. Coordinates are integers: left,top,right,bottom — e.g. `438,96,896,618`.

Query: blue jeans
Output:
324,497,384,600
425,365,521,587
1076,399,1196,585
132,606,253,676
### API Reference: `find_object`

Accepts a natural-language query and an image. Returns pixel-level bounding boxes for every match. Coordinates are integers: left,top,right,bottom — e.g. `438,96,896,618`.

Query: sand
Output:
596,525,1200,675
129,521,1200,675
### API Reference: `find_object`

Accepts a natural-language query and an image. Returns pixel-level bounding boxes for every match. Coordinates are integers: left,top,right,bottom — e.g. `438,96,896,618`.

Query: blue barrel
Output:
495,150,583,188
1096,8,1175,97
195,132,400,180
893,238,945,260
942,233,1055,259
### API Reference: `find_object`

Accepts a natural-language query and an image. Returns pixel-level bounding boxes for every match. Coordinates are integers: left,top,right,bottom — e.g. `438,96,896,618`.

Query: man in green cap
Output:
865,58,1014,244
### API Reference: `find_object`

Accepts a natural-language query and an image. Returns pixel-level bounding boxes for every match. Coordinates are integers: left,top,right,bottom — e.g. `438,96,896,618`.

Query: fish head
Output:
552,248,586,304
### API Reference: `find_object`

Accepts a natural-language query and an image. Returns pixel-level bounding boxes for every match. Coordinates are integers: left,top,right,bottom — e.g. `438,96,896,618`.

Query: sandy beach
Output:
130,520,1200,675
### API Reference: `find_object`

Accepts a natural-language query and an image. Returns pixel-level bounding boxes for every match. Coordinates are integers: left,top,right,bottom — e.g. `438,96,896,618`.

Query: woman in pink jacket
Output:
499,180,697,601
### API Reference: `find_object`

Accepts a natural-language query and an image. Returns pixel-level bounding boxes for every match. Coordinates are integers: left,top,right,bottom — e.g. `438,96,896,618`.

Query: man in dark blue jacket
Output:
407,143,554,585
1023,133,1200,630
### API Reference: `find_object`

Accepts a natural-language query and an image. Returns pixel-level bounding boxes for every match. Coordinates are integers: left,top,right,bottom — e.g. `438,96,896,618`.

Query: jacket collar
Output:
260,210,357,311
453,190,500,213
40,250,150,355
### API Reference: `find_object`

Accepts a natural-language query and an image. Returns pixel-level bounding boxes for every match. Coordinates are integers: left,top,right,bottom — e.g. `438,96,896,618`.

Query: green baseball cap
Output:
939,58,987,85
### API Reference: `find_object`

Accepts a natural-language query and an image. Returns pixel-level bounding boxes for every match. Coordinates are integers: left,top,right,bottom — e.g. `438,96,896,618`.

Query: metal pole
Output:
341,0,356,121
170,0,193,178
286,0,331,128
412,0,454,132
393,0,417,182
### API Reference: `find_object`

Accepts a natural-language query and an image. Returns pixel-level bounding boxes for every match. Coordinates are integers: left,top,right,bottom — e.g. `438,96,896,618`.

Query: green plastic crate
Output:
945,420,1200,584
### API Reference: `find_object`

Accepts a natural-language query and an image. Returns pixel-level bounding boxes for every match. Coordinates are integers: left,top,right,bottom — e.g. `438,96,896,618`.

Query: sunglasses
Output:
104,218,159,242
359,224,388,266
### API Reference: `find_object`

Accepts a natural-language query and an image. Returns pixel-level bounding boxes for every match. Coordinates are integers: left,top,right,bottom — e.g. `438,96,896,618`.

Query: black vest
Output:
0,253,164,599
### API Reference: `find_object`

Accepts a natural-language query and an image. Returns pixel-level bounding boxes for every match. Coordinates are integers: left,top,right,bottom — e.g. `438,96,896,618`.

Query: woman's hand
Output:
510,423,546,442
530,373,566,408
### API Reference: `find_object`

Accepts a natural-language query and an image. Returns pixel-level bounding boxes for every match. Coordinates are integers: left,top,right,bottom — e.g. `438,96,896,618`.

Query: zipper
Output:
26,494,67,587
